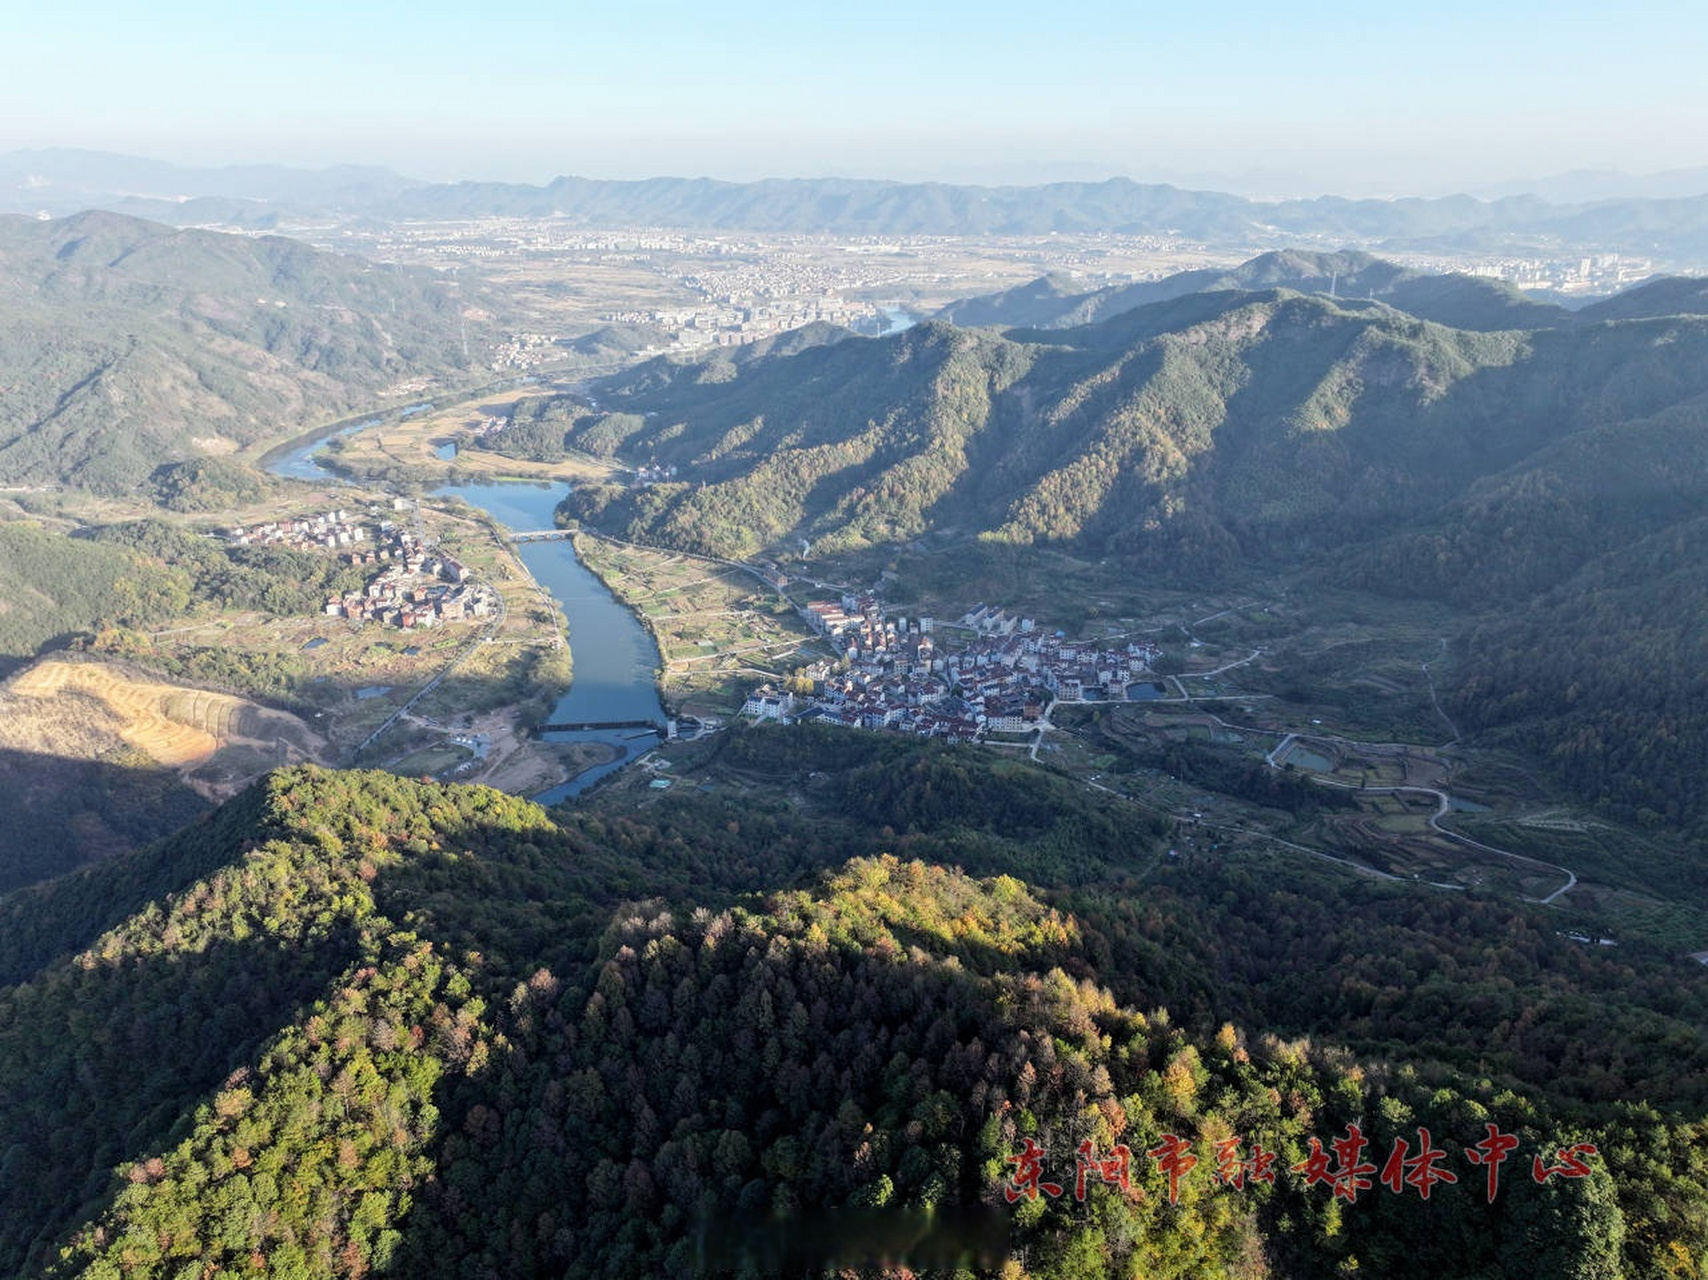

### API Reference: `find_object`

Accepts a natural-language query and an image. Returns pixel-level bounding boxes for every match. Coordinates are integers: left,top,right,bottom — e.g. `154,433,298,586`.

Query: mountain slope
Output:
546,289,1708,836
937,271,1101,328
0,757,1703,1278
0,211,501,490
1576,274,1708,321
556,292,1708,569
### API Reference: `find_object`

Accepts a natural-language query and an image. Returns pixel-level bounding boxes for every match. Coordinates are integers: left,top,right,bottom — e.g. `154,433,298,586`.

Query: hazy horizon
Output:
7,0,1707,203
11,142,1708,207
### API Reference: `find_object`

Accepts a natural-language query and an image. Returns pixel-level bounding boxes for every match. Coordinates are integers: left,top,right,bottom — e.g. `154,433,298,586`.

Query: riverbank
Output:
429,481,667,801
569,533,826,720
248,374,564,471
314,391,615,489
259,402,669,800
251,375,616,491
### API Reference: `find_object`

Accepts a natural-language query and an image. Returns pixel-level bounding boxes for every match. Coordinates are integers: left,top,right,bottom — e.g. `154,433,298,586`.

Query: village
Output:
226,508,500,632
741,592,1161,743
227,507,372,554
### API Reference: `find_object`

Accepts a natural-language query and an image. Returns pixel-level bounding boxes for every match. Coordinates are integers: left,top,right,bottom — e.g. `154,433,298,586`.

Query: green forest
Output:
0,517,371,676
0,745,1704,1278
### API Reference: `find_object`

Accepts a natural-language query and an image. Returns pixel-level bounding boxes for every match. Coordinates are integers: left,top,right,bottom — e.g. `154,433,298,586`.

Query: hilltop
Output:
0,757,1701,1277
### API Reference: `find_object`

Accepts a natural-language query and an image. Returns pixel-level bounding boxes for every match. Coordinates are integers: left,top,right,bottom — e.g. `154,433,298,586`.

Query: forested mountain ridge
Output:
1,757,1704,1278
943,249,1708,335
0,211,500,491
1575,274,1708,322
552,286,1708,571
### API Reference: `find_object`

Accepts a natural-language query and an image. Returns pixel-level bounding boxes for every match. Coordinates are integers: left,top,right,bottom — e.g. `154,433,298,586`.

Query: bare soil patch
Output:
6,658,327,797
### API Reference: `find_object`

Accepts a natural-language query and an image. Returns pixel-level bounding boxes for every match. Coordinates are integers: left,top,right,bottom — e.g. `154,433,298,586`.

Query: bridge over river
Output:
510,529,576,543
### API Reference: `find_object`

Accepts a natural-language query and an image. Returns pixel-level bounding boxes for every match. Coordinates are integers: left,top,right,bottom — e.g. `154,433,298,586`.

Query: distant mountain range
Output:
1471,165,1708,203
942,250,1708,334
0,210,503,491
6,149,1708,262
0,149,418,227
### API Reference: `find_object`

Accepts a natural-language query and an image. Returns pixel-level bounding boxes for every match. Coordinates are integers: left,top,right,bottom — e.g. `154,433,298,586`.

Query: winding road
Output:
1306,774,1578,903
1156,659,1581,904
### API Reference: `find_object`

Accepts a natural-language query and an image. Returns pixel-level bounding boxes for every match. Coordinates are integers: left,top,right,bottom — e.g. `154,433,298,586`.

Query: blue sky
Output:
5,0,1706,194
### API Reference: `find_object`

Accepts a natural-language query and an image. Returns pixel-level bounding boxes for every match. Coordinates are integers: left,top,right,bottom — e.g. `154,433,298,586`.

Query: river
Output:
265,419,382,481
436,481,666,801
266,436,665,802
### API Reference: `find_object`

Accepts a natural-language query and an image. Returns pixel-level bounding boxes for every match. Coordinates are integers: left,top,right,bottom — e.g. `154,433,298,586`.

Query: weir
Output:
539,718,665,734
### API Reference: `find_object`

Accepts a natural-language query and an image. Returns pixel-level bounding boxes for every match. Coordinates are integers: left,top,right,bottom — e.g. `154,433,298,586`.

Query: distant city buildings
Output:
286,217,1684,384
1457,253,1652,294
601,296,877,348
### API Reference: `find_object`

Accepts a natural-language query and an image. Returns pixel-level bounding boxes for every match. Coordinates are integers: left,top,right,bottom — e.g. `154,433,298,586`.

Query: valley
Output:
20,300,1698,945
586,545,1705,951
5,205,1708,1279
10,227,1707,941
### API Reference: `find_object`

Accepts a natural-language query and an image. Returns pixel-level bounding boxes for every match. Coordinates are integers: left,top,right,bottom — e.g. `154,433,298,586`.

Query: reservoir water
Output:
854,305,918,337
1283,745,1335,772
878,306,915,333
266,434,665,801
